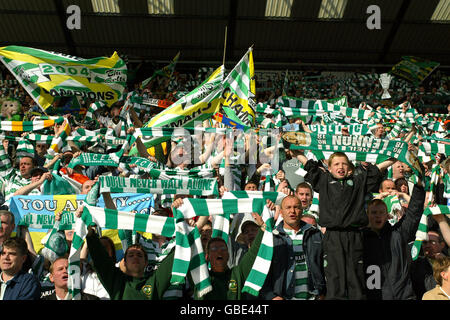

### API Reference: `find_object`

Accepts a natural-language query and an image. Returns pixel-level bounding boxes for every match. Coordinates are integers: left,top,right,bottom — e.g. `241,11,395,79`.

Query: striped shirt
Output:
284,228,314,300
2,170,36,202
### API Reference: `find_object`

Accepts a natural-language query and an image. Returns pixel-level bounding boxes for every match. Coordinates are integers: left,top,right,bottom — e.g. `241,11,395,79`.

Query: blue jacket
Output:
2,270,41,300
259,221,326,299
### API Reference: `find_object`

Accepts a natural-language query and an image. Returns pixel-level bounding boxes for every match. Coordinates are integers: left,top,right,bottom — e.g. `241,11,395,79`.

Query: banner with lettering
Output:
283,132,422,176
0,45,127,109
10,194,86,233
97,192,155,215
99,175,219,196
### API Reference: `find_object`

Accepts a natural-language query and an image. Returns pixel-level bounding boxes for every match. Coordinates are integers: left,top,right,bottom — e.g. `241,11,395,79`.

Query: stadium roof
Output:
1,0,449,72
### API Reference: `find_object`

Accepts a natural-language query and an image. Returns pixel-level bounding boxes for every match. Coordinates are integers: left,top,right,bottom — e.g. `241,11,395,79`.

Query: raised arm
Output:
376,158,396,172
13,172,52,196
397,182,426,242
86,225,123,297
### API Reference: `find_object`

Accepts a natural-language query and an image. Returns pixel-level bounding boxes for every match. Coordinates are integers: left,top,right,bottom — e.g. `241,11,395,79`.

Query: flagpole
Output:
223,26,228,66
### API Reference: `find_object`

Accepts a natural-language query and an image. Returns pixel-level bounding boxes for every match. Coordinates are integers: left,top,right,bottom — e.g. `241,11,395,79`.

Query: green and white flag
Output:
220,47,256,127
0,45,127,110
390,56,440,86
132,66,224,152
141,52,180,89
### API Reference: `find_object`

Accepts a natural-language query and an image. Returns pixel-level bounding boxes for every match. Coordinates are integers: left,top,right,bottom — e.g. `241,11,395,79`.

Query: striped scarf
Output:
68,204,176,300
48,119,71,156
284,132,423,179
172,197,276,297
419,142,450,158
0,118,64,132
444,174,450,199
99,175,219,196
84,101,102,122
16,137,34,158
411,205,450,260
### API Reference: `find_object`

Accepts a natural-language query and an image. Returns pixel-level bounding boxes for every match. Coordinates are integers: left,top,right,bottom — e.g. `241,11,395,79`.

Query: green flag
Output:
390,56,439,86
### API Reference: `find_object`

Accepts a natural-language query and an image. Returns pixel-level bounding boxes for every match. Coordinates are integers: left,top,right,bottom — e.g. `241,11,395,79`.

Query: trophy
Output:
379,73,392,99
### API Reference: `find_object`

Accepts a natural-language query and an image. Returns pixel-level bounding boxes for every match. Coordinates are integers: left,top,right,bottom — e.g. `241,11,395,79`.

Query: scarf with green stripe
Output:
172,197,276,297
84,101,105,123
443,174,450,199
284,132,423,178
0,117,64,131
411,205,450,260
16,137,34,158
48,119,71,156
419,142,450,158
68,204,176,300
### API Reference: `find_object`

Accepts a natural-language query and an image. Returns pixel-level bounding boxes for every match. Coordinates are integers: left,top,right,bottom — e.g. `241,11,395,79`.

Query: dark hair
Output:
395,178,409,192
124,244,148,263
110,101,124,110
99,236,117,262
367,199,388,214
2,237,28,256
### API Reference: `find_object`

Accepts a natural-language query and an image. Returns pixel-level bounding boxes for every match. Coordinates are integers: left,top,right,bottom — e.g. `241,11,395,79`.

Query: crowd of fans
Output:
0,61,449,301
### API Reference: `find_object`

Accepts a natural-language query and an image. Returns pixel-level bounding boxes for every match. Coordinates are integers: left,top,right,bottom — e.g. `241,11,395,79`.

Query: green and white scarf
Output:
99,175,219,196
285,132,423,178
172,197,275,297
411,205,450,260
68,204,176,300
16,137,35,158
84,101,105,122
419,142,450,158
0,117,64,132
443,174,450,199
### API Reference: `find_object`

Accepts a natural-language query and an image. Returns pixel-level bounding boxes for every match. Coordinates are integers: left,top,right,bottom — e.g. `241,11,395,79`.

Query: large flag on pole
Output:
140,51,180,89
0,45,127,110
390,56,440,86
220,47,256,127
128,65,224,156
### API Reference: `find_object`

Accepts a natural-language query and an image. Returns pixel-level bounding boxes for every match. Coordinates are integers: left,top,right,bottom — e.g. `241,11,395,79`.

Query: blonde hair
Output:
328,152,350,167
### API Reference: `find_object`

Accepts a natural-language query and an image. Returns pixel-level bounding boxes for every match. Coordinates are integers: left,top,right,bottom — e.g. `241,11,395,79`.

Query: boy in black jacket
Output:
297,151,395,299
